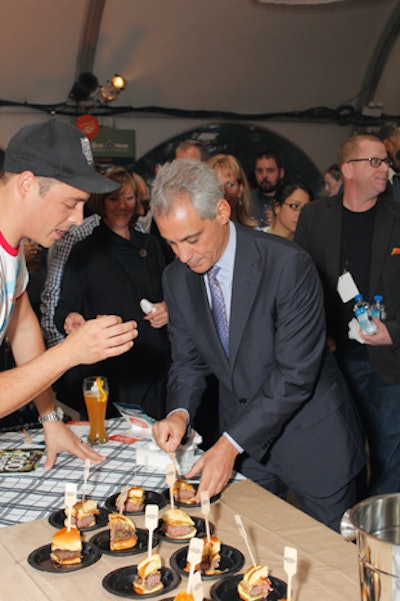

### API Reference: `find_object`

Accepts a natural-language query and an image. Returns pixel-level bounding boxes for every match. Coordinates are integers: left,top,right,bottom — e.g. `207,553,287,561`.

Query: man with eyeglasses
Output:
295,133,400,497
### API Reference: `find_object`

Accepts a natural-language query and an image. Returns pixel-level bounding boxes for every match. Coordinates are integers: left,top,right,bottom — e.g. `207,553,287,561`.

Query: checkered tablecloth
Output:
0,418,202,527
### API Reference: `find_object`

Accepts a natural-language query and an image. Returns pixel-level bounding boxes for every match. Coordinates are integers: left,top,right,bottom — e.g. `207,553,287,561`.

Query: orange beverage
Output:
83,376,109,444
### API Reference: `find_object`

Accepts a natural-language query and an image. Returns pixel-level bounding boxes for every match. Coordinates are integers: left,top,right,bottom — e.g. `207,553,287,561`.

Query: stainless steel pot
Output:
341,494,400,600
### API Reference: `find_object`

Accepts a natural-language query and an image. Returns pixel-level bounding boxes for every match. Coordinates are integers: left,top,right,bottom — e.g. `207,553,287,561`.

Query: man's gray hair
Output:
151,159,223,219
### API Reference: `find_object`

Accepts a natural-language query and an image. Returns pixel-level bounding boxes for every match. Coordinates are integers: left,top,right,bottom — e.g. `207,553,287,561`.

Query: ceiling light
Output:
98,74,127,104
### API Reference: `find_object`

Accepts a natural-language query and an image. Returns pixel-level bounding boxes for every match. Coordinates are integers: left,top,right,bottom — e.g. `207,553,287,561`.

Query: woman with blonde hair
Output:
208,154,258,227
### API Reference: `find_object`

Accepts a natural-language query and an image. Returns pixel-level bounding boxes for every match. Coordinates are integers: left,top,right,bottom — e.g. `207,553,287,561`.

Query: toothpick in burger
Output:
116,486,145,513
133,553,164,595
108,513,138,551
162,508,196,540
50,525,82,566
238,565,273,601
65,498,99,529
173,479,197,504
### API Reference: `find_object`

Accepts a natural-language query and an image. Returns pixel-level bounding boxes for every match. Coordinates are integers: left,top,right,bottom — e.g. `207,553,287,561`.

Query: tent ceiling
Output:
1,0,400,123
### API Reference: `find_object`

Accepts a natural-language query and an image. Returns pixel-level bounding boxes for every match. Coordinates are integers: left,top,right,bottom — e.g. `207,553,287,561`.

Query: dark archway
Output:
135,122,323,196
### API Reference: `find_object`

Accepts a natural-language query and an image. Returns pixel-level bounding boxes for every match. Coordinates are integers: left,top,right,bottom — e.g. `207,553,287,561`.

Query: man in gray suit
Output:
151,159,364,530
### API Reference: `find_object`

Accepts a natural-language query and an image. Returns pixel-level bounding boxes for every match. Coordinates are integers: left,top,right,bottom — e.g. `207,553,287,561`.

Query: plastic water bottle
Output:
353,294,377,334
371,295,387,321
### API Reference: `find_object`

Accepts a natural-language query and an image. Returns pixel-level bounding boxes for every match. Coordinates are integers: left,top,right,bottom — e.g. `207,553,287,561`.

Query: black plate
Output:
210,574,287,601
89,527,159,556
155,516,215,544
105,490,167,516
27,542,101,573
48,506,109,531
102,565,180,598
170,543,244,579
162,485,221,508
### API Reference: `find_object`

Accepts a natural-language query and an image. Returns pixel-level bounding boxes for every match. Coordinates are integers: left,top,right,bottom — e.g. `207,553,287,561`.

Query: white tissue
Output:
348,317,365,344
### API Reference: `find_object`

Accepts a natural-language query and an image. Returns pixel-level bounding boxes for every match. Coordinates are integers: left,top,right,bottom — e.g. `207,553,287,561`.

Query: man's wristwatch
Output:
38,406,64,424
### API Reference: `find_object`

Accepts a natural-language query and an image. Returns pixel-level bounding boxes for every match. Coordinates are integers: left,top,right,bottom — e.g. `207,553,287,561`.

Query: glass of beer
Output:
82,376,109,444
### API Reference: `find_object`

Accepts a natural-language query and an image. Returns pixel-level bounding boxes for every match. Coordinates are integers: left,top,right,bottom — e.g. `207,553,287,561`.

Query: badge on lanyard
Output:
337,270,359,303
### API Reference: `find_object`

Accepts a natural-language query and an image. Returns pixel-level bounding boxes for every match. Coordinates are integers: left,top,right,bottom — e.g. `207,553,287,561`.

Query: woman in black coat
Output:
54,167,170,419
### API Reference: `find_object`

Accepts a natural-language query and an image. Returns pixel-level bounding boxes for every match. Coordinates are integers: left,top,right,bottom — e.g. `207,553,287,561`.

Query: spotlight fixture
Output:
69,72,99,102
98,74,127,104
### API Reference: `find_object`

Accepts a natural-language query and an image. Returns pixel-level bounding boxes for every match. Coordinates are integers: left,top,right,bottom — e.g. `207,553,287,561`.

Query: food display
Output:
108,513,138,551
173,480,197,505
66,499,99,529
116,486,145,513
133,553,164,595
50,526,82,566
237,565,273,601
162,508,197,540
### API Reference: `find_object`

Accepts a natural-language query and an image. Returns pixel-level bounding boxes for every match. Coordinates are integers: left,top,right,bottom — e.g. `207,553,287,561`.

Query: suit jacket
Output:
294,193,400,383
163,223,365,497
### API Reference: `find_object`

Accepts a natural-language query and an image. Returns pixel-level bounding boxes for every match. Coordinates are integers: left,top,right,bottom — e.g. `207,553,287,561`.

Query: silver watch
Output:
38,406,64,424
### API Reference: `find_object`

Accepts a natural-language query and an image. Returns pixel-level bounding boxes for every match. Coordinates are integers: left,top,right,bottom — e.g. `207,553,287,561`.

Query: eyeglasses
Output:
346,157,392,168
282,201,306,212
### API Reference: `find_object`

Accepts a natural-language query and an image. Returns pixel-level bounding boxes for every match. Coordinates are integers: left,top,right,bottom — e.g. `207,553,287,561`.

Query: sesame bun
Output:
162,508,196,540
162,508,195,525
50,526,82,565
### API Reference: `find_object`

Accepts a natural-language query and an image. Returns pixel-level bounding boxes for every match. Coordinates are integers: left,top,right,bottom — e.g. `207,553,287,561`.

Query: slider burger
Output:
238,565,273,601
116,486,145,513
108,513,138,551
133,553,164,595
50,526,82,566
162,508,196,540
185,535,221,576
65,499,99,529
173,479,196,504
200,535,221,575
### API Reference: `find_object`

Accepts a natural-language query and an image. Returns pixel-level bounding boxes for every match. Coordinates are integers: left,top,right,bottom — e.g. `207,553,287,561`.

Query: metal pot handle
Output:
340,508,357,541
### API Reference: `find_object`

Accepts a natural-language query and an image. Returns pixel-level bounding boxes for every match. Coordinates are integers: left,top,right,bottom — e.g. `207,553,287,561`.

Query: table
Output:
0,418,361,599
0,417,204,526
0,479,360,599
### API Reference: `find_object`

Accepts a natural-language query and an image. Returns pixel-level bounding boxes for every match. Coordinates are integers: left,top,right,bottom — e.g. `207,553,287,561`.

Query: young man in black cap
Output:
0,119,138,469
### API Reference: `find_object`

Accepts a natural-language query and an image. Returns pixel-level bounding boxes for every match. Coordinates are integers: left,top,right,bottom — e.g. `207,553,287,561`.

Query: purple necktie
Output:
207,265,229,357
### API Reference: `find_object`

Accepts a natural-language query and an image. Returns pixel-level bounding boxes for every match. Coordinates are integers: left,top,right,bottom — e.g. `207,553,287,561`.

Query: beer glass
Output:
82,376,109,444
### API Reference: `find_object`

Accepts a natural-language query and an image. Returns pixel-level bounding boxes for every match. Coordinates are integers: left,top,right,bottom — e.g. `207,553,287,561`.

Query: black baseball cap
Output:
4,120,120,194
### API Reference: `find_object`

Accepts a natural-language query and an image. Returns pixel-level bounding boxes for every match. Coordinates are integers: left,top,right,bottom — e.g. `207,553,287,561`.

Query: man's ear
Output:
216,198,231,223
341,162,351,179
16,171,35,197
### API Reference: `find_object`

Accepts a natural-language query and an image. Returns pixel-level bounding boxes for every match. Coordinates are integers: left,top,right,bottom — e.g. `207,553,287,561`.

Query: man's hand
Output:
42,421,105,471
62,315,137,366
185,436,239,500
143,301,169,329
64,312,85,334
152,411,187,453
360,317,393,346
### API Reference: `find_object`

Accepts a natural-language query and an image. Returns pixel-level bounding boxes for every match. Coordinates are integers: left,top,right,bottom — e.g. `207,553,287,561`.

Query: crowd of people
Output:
1,118,400,531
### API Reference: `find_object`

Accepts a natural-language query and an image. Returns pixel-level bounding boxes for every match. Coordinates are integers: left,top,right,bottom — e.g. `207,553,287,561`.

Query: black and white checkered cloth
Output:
0,418,198,527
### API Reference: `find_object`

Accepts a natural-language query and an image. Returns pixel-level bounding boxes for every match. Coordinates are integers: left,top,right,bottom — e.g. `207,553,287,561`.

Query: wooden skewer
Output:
145,504,159,560
234,514,257,567
284,546,297,601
